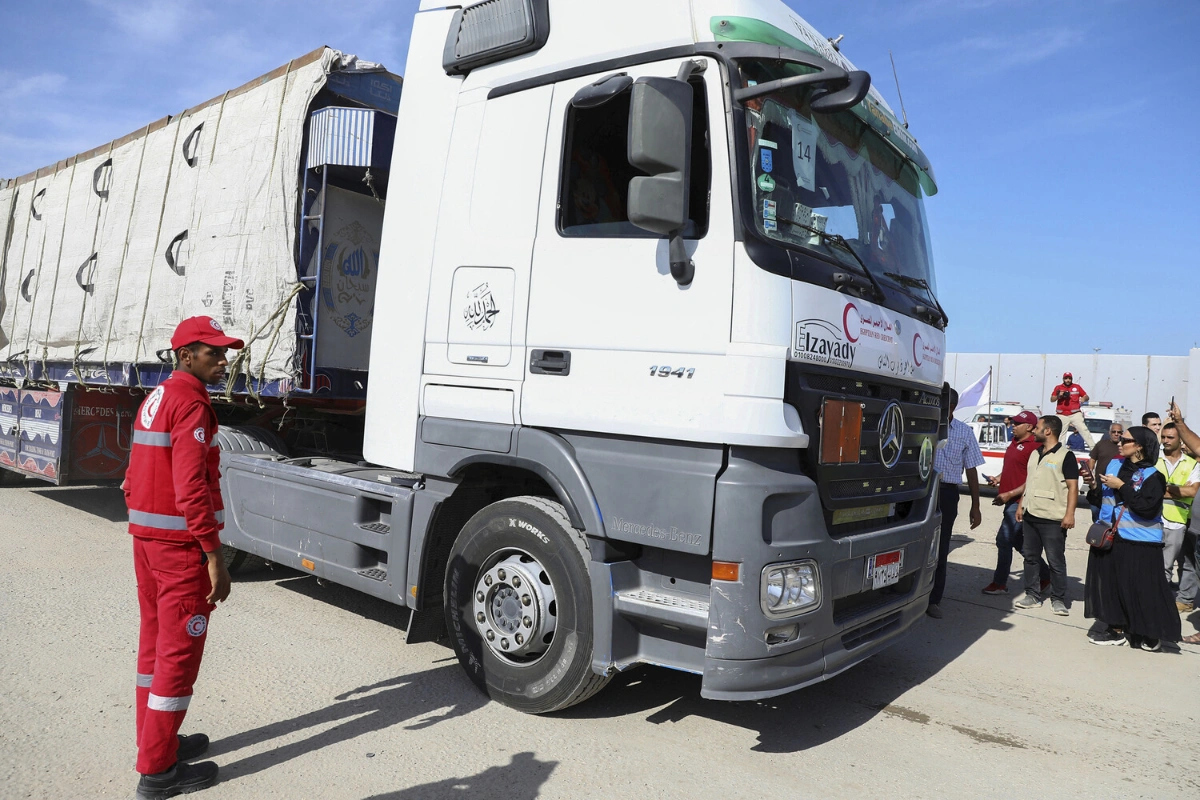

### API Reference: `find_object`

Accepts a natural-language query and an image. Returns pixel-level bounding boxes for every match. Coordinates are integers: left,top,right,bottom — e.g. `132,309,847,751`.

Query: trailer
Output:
2,0,951,713
0,47,400,482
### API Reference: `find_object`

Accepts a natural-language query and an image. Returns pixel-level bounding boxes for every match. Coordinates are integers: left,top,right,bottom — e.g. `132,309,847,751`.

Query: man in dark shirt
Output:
1088,422,1124,521
1015,416,1079,615
982,411,1049,595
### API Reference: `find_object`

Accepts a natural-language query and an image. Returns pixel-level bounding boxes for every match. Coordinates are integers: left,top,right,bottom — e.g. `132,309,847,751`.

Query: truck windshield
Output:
738,60,937,299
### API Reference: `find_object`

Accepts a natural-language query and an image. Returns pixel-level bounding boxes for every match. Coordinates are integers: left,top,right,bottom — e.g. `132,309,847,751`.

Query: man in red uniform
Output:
981,410,1050,595
1050,372,1094,448
125,316,242,798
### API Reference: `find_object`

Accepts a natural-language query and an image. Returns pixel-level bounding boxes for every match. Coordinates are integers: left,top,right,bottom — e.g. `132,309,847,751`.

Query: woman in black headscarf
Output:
1082,425,1180,650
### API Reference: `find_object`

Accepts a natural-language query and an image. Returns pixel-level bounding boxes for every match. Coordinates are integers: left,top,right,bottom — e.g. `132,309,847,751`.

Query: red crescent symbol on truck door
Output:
842,303,860,343
913,333,924,367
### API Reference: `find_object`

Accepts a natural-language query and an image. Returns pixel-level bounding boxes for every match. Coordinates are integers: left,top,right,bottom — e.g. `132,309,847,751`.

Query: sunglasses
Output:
1119,437,1136,444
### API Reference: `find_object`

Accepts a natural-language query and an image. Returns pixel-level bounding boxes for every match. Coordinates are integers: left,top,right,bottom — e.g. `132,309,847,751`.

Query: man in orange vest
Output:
125,316,242,798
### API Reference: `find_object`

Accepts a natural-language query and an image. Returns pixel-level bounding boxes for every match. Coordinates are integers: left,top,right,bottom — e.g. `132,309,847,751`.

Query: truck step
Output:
614,589,709,631
357,567,388,581
359,522,391,533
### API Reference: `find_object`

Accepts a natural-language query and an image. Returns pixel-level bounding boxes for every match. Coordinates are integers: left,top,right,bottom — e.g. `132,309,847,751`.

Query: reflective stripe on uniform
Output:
132,430,172,447
129,509,224,529
129,510,188,530
136,673,154,688
147,693,191,712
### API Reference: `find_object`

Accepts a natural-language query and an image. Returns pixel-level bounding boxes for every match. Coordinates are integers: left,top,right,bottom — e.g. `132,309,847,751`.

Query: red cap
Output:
1062,372,1072,378
170,316,245,350
1010,410,1038,427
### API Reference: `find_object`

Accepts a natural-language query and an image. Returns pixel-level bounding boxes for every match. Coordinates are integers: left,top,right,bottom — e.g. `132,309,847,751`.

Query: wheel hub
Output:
473,552,557,663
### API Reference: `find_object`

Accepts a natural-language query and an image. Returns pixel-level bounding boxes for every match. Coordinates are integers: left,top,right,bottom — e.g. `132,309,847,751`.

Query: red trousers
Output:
133,537,215,774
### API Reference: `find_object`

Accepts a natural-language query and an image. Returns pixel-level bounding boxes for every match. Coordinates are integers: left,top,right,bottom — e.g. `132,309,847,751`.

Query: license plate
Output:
866,549,904,590
832,503,892,525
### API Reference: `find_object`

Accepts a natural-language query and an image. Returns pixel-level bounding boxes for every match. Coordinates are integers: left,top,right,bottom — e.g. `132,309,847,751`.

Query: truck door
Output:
522,57,735,440
420,85,554,426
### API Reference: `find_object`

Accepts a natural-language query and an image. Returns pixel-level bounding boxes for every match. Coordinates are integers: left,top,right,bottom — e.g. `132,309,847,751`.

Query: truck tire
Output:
215,425,287,574
444,495,610,714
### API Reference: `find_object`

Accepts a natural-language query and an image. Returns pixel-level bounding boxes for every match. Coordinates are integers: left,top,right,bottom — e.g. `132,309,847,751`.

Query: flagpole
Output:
987,365,992,411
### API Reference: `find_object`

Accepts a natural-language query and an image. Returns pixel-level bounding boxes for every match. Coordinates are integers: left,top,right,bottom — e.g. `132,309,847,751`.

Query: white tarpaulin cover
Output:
0,47,367,386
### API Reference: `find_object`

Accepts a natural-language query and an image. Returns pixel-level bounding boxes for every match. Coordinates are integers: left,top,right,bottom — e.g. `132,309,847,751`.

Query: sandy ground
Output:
2,478,1198,800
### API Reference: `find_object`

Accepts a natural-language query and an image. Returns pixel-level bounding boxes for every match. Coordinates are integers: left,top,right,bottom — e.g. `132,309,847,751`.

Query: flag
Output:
957,369,991,408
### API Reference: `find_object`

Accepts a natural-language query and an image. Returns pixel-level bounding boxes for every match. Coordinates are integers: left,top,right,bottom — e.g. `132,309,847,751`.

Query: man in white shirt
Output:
1158,423,1199,588
928,387,984,619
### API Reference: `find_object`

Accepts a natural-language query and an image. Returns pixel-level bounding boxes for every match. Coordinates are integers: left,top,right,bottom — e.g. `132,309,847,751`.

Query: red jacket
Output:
1051,383,1087,415
125,371,223,552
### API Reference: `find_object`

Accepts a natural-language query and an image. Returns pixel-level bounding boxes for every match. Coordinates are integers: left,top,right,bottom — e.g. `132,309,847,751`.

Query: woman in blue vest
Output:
1083,426,1181,650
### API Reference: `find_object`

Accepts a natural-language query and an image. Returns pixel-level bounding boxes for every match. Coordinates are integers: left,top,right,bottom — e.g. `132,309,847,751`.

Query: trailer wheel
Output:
215,425,287,574
444,496,610,713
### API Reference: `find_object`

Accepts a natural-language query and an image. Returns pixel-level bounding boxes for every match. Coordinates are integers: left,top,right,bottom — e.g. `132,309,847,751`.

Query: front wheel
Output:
444,496,610,713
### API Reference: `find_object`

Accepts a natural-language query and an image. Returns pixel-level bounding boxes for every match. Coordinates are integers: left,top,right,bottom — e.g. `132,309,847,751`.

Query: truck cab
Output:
324,0,946,708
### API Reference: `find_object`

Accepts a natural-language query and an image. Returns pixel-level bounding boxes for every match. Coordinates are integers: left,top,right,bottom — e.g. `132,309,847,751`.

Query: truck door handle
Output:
530,350,571,376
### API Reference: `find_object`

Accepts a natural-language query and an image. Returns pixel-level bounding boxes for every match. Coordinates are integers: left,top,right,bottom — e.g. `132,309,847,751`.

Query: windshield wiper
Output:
779,218,886,301
882,272,949,327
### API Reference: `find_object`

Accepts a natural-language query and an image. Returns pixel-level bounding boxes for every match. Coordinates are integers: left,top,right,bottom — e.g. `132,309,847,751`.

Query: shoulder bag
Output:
1085,507,1123,552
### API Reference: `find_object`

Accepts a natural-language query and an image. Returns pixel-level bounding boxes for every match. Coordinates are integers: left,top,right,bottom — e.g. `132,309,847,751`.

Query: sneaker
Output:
1088,627,1127,646
981,582,1009,595
1013,594,1043,609
1178,601,1195,613
136,761,218,799
926,603,944,619
1051,599,1069,616
177,733,209,761
1139,637,1162,652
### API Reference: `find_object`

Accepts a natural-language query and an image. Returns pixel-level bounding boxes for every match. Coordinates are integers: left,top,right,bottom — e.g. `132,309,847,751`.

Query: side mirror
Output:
627,74,694,285
571,72,633,109
809,70,871,114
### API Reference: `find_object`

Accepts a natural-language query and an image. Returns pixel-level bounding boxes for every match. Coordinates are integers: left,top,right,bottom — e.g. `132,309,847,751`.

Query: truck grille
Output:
785,363,941,512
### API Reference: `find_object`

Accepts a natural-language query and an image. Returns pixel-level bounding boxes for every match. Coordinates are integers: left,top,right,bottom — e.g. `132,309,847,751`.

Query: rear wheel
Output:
215,425,288,574
444,496,610,713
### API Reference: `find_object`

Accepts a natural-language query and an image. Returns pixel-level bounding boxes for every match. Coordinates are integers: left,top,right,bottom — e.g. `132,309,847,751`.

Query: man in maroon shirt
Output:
1050,372,1094,448
981,410,1050,594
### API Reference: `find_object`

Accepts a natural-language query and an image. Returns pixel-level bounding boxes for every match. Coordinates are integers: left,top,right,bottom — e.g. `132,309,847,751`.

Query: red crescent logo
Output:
842,304,860,343
913,333,924,367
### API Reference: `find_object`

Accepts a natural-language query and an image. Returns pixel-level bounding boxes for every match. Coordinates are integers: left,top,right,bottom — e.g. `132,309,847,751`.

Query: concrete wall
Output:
945,348,1198,421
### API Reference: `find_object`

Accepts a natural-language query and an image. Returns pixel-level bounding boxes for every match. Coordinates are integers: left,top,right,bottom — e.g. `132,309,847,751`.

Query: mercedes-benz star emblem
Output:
878,402,904,470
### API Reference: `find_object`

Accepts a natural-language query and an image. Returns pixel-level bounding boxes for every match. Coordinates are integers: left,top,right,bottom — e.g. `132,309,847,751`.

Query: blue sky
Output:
2,0,1197,356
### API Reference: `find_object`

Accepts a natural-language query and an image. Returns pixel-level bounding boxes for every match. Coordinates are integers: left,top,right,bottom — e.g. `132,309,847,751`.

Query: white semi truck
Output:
0,0,949,712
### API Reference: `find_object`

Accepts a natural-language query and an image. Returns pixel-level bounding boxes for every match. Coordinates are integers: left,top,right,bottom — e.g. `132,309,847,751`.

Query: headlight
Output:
760,561,820,618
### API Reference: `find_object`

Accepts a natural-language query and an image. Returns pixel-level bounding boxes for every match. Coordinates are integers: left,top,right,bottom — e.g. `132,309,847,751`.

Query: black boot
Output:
136,760,219,799
177,733,209,761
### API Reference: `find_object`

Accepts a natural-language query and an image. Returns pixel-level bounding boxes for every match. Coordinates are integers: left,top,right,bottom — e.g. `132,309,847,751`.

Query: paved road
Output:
2,479,1198,799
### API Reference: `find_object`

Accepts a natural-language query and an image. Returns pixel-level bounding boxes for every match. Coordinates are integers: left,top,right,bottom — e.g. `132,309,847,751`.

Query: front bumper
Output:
699,447,940,701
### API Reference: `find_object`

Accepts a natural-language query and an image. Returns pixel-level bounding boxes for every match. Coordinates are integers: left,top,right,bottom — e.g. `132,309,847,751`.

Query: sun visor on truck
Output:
442,0,550,76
